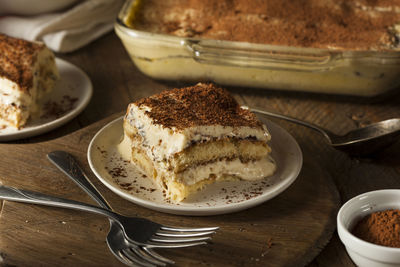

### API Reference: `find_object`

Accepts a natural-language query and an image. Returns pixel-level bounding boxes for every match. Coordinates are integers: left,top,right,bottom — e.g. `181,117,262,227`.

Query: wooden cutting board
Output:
0,114,340,267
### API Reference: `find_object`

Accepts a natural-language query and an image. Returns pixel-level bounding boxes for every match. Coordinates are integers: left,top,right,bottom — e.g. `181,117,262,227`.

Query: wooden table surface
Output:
2,32,400,266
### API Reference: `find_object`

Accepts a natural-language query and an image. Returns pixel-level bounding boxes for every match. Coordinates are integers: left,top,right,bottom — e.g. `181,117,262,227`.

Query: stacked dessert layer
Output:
0,34,59,128
122,83,276,202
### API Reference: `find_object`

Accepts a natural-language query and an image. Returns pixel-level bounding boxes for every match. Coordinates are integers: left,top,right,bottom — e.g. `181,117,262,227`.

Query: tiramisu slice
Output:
122,83,276,202
0,34,59,128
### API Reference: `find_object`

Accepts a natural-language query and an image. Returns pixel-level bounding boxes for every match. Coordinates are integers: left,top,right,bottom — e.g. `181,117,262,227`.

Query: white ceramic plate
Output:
88,116,303,216
0,58,92,141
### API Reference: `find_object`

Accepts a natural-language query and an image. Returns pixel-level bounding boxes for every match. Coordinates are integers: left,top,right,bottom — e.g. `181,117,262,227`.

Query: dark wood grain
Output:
0,114,339,267
1,31,400,266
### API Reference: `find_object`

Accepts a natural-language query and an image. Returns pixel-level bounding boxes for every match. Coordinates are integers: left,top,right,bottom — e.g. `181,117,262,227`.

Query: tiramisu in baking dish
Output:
115,0,400,96
0,34,59,128
130,0,400,51
122,83,276,202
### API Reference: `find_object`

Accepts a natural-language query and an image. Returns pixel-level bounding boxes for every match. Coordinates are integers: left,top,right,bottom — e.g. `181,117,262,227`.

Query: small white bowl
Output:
337,190,400,267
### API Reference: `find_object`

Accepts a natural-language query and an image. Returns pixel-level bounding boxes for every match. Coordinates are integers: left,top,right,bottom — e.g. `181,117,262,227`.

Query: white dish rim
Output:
87,116,303,216
0,58,93,141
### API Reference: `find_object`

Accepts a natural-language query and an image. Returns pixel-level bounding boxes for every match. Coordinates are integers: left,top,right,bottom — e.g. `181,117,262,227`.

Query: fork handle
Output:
47,151,111,209
0,185,121,223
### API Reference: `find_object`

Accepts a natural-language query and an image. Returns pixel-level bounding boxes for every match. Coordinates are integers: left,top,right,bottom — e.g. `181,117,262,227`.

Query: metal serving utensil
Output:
249,107,400,156
47,151,217,266
0,185,218,266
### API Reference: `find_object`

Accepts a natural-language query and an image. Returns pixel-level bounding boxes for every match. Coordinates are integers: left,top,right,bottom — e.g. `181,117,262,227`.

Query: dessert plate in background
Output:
0,58,92,141
87,116,303,216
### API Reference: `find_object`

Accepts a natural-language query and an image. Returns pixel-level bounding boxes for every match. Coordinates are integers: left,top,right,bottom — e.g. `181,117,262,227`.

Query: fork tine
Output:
151,236,211,243
156,230,216,238
161,226,219,232
142,247,175,265
110,250,139,267
119,249,156,267
128,248,167,266
146,241,207,249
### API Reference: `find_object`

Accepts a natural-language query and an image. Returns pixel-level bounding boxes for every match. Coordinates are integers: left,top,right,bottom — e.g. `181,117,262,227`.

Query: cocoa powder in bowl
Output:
351,209,400,248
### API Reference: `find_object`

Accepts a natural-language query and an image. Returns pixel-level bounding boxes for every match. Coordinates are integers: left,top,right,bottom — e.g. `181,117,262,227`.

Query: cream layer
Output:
119,133,276,187
0,78,30,106
175,156,276,185
124,103,271,161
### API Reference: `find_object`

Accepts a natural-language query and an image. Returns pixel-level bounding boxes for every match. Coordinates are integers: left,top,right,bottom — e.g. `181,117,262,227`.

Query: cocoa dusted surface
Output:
0,34,43,93
133,0,400,50
135,83,263,129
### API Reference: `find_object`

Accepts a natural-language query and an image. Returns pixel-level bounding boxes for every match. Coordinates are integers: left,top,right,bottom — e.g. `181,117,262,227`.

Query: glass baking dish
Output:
115,0,400,96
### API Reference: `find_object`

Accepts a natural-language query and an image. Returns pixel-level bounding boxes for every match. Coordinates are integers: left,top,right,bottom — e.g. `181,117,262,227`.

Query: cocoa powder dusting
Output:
0,34,44,92
133,0,400,50
135,83,263,129
41,95,78,119
352,209,400,248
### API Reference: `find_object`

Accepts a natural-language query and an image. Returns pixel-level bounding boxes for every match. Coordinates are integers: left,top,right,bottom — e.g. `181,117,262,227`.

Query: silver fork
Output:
48,151,172,267
0,185,218,267
46,151,218,267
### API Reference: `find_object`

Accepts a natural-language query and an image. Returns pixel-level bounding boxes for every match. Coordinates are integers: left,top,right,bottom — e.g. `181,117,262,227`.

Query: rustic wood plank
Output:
0,114,339,267
239,85,400,267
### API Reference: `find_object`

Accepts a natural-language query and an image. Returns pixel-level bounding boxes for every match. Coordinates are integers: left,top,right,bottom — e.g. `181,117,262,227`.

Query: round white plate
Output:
0,58,92,141
88,116,303,216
